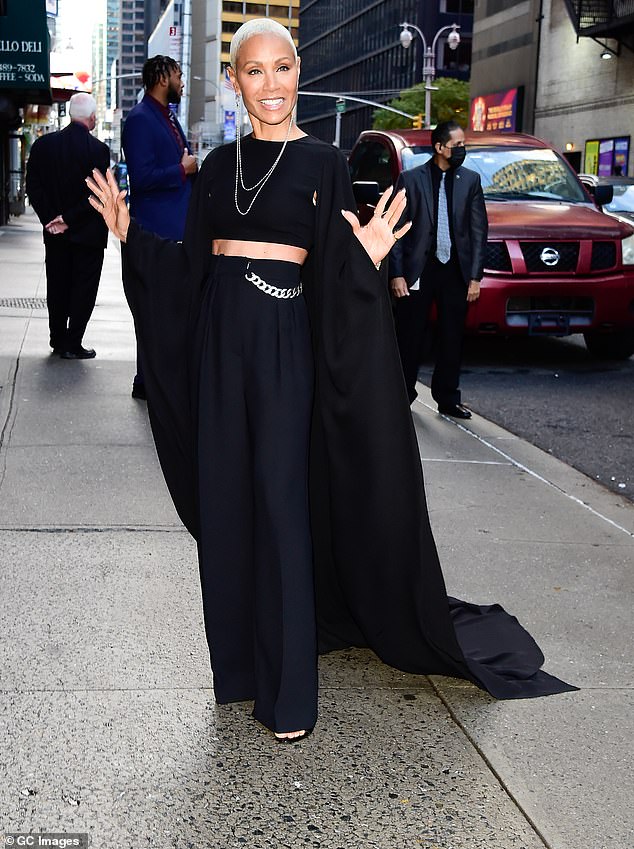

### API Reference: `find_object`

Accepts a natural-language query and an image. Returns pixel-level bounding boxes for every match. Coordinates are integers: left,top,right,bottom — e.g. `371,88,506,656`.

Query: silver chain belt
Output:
245,270,303,299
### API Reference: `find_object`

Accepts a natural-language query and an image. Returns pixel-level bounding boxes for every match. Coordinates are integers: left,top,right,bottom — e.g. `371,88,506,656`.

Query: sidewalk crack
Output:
430,677,554,849
0,333,26,493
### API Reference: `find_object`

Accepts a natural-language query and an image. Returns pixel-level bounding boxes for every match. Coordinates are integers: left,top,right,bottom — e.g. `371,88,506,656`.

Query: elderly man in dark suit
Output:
122,55,197,399
389,120,487,417
26,92,110,359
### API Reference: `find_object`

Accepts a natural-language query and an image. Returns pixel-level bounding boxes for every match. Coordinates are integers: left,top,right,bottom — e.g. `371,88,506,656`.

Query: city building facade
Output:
182,1,300,153
298,0,474,151
468,0,541,134
118,0,150,118
470,0,633,175
220,1,299,67
189,0,222,155
107,0,120,112
534,0,633,175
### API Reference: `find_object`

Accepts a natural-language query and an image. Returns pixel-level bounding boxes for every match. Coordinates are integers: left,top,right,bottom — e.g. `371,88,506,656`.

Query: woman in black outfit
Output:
87,18,575,744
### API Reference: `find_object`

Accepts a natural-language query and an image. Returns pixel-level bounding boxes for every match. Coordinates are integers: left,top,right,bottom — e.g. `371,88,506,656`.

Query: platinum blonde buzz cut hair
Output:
69,92,97,120
229,18,297,69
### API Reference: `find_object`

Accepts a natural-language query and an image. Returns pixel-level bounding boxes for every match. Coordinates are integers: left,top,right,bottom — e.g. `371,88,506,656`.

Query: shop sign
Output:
584,140,599,175
469,87,523,133
224,109,236,142
0,0,50,94
598,139,614,176
614,137,629,176
585,136,630,176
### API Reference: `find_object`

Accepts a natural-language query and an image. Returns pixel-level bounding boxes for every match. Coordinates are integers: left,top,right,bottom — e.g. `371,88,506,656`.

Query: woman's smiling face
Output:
229,32,300,131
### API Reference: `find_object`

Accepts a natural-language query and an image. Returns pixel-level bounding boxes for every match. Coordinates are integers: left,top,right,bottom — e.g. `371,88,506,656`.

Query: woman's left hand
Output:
341,187,412,268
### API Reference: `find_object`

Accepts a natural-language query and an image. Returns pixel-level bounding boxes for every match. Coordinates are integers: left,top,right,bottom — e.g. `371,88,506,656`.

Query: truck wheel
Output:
583,331,634,360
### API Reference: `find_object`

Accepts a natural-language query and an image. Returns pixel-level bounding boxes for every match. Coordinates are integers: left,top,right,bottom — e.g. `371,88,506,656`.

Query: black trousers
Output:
196,255,317,734
44,238,104,351
393,254,468,407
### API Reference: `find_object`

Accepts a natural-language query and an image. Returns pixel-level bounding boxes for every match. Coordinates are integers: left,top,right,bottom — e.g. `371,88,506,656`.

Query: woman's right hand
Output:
86,168,130,243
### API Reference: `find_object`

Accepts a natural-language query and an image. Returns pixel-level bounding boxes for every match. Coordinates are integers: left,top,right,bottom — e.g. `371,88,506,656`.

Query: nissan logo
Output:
540,247,560,266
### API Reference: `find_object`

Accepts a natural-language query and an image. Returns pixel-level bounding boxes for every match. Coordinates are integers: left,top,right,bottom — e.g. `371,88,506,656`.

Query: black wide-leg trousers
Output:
196,255,317,734
44,238,104,351
393,254,468,407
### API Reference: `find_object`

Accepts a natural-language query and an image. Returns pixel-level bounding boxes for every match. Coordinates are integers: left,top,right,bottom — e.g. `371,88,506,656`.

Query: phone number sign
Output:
0,0,51,93
0,44,47,85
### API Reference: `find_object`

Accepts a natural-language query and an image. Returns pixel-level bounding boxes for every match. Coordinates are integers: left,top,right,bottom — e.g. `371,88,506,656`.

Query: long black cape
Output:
122,139,575,700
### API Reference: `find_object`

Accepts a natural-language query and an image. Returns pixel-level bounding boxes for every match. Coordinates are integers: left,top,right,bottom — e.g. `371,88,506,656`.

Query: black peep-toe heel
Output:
274,726,315,744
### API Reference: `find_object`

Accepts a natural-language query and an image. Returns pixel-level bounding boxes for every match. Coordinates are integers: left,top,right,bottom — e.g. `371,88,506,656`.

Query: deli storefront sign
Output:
0,0,51,103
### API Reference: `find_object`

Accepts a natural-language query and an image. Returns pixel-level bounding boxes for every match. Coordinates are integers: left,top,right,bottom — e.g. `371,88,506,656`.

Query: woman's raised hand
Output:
86,168,130,243
341,186,411,268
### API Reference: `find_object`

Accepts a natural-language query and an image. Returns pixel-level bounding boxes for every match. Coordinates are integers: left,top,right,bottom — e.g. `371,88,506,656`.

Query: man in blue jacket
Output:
122,55,197,398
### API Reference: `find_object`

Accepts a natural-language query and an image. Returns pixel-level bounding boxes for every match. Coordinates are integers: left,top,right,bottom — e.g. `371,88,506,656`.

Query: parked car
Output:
578,173,634,225
349,130,634,359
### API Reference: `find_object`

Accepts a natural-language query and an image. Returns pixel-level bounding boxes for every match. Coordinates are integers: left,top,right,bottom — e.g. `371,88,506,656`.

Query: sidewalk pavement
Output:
0,208,632,849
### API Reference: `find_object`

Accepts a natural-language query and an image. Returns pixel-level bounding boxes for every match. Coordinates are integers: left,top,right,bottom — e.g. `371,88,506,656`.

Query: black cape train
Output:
122,137,576,700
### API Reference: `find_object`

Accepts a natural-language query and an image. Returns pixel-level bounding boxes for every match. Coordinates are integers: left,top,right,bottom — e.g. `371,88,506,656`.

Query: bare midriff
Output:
212,239,308,265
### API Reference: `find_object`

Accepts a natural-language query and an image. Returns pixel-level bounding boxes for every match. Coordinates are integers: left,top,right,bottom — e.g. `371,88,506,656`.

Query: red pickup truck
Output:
349,130,634,359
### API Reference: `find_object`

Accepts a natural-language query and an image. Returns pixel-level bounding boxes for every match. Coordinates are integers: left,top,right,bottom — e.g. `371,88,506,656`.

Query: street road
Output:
418,334,633,502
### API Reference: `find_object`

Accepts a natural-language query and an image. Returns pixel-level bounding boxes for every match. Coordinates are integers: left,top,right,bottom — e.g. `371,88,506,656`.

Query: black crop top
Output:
206,134,323,251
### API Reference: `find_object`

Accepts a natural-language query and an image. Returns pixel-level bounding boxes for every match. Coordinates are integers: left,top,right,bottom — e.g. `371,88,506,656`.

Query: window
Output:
348,141,393,190
441,37,471,73
441,0,474,11
466,147,587,203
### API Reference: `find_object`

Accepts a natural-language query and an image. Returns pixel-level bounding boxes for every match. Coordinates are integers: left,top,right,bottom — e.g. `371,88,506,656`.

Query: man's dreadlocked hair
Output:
142,55,180,90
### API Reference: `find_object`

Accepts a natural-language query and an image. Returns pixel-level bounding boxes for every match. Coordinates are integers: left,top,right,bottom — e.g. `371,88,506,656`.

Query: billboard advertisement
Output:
224,110,236,142
614,137,629,176
585,136,630,176
470,87,522,133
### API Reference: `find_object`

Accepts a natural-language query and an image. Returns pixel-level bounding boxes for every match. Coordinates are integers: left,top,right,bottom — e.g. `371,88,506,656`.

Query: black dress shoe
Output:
438,403,472,419
61,346,96,360
131,381,147,400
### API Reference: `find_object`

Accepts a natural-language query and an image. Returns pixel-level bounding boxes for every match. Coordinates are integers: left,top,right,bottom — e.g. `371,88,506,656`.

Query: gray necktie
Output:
436,172,451,264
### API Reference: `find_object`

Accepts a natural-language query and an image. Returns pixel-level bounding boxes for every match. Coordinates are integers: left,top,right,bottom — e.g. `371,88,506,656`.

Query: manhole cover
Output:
0,298,47,309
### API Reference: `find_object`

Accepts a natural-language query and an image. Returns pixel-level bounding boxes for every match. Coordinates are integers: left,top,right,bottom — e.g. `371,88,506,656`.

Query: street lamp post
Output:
399,21,460,129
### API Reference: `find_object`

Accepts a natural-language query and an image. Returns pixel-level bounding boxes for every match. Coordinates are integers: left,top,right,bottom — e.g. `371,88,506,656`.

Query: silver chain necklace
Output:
234,98,294,217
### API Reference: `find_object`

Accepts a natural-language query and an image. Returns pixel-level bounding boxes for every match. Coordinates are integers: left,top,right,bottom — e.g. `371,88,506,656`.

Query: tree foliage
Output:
372,77,470,130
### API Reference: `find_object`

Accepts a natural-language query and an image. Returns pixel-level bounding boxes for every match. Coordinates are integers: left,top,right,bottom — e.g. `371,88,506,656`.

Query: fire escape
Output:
563,0,634,54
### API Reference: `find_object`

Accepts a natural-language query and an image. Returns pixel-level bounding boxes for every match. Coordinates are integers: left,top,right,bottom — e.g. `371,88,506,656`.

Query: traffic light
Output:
412,113,423,129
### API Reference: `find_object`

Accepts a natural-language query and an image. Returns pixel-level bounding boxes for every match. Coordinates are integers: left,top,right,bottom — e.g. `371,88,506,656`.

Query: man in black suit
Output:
26,92,110,359
389,120,487,417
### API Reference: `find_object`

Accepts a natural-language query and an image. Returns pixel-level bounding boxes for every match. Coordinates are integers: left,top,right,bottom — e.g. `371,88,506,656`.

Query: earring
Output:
235,93,242,138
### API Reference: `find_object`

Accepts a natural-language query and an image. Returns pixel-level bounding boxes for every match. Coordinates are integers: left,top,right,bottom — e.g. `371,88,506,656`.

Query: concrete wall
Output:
535,0,634,171
470,0,541,132
189,0,222,151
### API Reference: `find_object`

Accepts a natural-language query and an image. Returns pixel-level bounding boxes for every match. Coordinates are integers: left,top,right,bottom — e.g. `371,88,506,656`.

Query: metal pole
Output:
400,23,460,130
423,46,433,128
180,0,192,139
298,90,414,119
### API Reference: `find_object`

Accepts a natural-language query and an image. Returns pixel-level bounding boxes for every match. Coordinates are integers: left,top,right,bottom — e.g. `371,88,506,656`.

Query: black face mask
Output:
448,145,466,168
